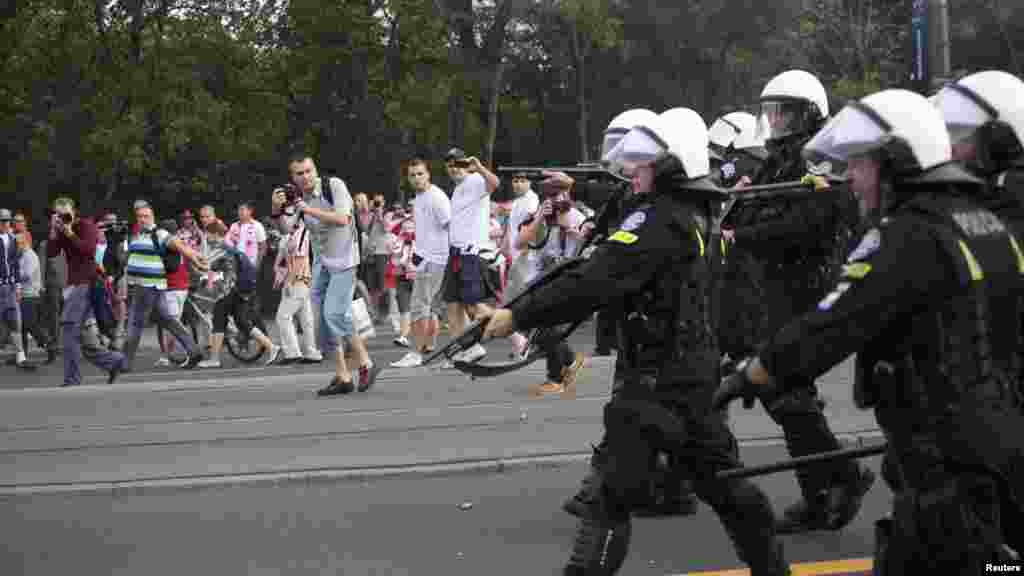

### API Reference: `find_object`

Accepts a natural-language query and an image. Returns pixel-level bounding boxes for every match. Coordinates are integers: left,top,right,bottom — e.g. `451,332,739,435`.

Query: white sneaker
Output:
264,345,282,366
390,352,423,368
461,343,486,364
393,336,410,348
154,357,172,367
15,351,27,365
198,359,221,369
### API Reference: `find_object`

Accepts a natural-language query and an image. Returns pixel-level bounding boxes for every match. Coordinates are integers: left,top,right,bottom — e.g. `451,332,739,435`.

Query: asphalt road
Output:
1,446,886,576
0,319,888,575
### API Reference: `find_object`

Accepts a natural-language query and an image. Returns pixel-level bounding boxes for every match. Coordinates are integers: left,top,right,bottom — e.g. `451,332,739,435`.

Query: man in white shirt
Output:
391,157,452,368
503,172,540,356
441,148,499,364
225,201,267,267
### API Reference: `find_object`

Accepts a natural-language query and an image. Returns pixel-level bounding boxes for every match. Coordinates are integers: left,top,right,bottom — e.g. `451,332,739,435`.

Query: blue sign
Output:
911,0,929,83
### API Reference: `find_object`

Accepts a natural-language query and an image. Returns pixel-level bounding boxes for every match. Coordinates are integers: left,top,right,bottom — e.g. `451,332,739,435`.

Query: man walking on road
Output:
46,197,126,385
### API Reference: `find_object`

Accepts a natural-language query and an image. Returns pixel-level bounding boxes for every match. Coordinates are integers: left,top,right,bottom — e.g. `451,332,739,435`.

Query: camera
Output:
60,213,73,224
98,220,129,235
278,183,302,207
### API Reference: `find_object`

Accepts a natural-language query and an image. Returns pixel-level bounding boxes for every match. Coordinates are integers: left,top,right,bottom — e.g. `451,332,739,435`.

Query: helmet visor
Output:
601,128,630,161
803,104,888,163
931,86,993,144
757,99,814,140
605,128,666,175
708,118,740,149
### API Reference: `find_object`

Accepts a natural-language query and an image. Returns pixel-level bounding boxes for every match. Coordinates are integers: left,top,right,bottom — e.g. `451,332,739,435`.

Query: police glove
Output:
712,358,759,411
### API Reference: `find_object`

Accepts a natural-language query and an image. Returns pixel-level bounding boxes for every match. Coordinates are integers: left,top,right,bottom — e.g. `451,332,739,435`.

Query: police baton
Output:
716,442,887,480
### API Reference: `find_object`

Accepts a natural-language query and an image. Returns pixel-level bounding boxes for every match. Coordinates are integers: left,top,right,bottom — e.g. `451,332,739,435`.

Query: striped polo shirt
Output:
125,227,172,289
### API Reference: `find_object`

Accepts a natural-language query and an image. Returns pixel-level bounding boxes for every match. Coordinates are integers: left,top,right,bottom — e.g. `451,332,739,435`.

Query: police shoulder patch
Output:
846,228,881,262
720,162,736,180
620,210,647,232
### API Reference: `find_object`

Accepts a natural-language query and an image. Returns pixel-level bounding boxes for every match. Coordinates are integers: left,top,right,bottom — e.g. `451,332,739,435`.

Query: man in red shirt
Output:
46,197,125,385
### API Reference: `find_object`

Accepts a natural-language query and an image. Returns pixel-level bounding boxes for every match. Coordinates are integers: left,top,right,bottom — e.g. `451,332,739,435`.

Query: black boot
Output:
563,445,605,517
563,504,631,575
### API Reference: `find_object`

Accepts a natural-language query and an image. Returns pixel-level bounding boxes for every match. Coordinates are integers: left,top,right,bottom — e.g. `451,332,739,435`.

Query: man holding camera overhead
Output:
440,148,500,365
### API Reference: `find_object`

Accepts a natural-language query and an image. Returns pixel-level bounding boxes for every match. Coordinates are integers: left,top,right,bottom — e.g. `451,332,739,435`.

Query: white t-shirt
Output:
413,185,451,266
449,173,490,254
225,220,267,266
507,189,540,266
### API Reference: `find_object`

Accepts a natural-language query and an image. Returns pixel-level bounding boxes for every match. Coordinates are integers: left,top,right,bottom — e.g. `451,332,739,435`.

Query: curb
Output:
0,430,886,498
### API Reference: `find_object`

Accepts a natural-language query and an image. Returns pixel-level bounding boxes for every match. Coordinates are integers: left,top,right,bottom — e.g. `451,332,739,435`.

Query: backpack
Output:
102,239,128,279
233,249,259,293
149,229,181,274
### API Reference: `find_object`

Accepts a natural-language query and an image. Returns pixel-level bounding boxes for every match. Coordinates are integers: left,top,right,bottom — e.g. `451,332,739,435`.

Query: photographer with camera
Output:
513,183,586,397
46,198,127,385
96,212,130,350
272,152,382,396
440,148,499,365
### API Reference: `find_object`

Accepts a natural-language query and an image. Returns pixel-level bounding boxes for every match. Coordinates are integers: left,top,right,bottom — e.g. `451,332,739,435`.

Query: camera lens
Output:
60,213,73,223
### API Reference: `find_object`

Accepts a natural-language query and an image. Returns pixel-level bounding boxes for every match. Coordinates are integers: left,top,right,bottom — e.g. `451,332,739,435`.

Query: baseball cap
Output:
0,209,11,222
444,148,467,163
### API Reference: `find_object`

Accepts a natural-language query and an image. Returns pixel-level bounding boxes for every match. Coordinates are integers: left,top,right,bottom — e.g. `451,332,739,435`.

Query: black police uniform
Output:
509,173,787,575
975,167,1024,409
563,178,700,519
749,168,1024,572
729,132,871,530
570,178,629,355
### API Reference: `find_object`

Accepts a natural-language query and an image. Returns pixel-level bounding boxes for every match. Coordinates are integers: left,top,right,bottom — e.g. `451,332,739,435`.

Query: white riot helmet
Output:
601,108,659,162
930,70,1024,175
804,89,952,177
604,107,710,180
708,111,764,151
757,70,829,141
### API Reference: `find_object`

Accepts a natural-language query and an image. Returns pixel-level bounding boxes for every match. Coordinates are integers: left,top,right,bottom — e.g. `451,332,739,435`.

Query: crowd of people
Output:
0,147,598,397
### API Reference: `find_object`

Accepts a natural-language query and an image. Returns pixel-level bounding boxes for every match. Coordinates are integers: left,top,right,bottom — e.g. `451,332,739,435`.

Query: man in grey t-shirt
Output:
273,153,382,396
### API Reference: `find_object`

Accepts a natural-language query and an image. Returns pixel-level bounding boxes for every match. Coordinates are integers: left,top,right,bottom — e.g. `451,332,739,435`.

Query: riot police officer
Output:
932,70,1024,260
708,110,769,188
933,70,1024,413
722,69,873,534
714,88,1024,573
482,108,788,576
550,108,701,521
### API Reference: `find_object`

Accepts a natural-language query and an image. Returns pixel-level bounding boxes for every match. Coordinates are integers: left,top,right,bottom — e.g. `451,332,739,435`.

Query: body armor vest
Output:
866,193,1024,428
618,195,718,395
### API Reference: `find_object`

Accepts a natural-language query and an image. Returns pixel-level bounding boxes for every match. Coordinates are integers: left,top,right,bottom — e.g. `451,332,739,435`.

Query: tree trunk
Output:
570,22,588,163
482,60,505,166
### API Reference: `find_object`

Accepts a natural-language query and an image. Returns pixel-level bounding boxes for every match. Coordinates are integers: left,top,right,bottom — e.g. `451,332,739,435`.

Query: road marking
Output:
679,557,872,575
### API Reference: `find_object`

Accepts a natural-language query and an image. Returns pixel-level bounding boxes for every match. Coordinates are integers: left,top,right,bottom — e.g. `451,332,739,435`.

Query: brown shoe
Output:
528,381,565,398
560,352,586,399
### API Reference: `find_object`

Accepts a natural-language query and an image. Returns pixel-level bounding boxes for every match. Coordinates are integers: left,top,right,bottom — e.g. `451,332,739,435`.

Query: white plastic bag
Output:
350,297,376,340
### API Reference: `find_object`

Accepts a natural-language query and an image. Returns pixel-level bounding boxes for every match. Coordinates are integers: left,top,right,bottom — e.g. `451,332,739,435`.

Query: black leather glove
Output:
712,357,759,411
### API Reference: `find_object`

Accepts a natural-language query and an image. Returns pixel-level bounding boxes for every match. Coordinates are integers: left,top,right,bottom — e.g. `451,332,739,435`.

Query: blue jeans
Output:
121,285,198,370
61,285,125,385
312,264,355,354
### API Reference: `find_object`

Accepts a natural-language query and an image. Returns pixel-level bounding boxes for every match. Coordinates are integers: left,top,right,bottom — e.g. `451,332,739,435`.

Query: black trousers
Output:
20,296,53,351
